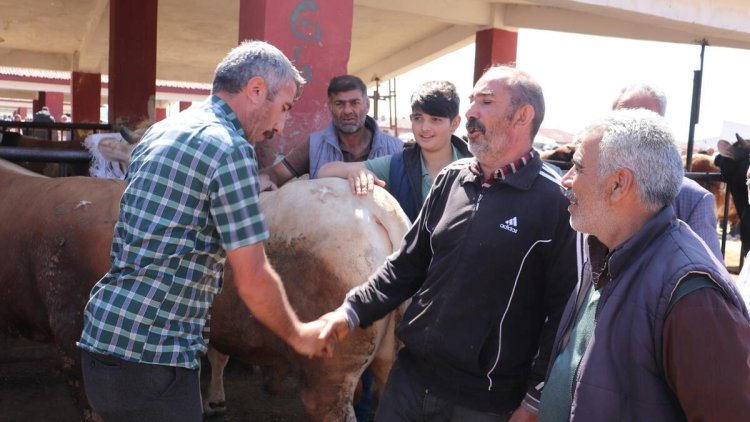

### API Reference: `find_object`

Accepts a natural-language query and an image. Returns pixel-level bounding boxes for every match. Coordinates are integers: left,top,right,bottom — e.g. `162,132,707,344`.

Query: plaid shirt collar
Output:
470,149,537,186
209,95,244,137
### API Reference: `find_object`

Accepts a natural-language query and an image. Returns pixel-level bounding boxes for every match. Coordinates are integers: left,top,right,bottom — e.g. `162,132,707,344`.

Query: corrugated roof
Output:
0,66,211,90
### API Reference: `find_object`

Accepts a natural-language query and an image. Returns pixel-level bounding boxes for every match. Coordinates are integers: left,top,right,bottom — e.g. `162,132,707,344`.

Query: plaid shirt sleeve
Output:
209,143,269,250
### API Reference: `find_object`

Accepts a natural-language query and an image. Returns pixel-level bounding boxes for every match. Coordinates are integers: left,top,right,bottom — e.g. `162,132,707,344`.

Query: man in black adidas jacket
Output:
322,66,577,422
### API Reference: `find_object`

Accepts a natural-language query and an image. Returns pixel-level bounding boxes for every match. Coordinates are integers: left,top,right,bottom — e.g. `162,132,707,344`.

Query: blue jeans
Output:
355,367,375,422
80,349,202,422
375,358,513,422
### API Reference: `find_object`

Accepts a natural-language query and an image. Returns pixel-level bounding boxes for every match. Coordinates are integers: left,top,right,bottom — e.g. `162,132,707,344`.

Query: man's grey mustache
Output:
562,187,576,202
465,118,486,134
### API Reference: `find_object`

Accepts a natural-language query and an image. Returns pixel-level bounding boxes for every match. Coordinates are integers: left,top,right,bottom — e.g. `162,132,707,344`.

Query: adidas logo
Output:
499,217,518,233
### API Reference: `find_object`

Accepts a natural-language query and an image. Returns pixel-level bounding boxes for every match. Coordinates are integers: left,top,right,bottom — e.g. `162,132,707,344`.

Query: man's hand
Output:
290,319,336,359
319,309,353,343
509,406,538,422
347,169,385,196
259,172,279,192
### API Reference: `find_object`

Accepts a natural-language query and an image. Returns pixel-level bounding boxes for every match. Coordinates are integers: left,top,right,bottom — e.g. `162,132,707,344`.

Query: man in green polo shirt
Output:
78,41,334,421
318,80,471,222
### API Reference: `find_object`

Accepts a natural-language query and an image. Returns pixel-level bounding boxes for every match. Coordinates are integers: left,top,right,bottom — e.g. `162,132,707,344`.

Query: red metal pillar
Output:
473,28,518,83
108,0,157,129
71,71,102,123
44,92,64,122
155,107,167,122
238,0,353,167
34,91,64,121
179,101,192,111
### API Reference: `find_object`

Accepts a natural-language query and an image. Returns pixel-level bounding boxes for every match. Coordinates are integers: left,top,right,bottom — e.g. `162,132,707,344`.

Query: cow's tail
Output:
369,187,410,253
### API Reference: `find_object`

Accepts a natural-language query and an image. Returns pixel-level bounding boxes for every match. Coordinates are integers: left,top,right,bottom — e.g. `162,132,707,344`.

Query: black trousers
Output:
80,349,202,422
374,358,513,422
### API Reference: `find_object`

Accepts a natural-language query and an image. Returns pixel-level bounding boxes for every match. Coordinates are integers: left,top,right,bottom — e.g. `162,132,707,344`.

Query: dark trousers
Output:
80,349,202,422
375,358,513,422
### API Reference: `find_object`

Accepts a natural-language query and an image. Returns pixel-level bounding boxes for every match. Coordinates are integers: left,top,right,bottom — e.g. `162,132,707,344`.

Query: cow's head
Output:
717,133,750,162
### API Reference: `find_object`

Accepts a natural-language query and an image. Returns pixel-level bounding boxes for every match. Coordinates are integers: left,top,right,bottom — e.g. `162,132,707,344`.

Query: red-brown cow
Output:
0,159,407,421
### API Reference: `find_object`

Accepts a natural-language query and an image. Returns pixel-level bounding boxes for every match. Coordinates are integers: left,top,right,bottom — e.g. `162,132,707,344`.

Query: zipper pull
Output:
474,193,483,212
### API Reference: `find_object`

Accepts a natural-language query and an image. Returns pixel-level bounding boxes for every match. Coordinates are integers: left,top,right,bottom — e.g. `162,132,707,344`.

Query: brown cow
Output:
0,159,407,421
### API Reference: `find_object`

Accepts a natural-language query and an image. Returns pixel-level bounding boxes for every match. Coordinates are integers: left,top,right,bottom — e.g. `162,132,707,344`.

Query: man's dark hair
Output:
327,75,367,98
410,81,460,120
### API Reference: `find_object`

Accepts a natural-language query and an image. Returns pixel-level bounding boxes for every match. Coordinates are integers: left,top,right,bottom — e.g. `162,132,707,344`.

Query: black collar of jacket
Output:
458,153,543,191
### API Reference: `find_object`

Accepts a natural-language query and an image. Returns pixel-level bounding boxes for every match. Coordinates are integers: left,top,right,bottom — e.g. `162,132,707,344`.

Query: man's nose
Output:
561,168,574,188
465,103,478,120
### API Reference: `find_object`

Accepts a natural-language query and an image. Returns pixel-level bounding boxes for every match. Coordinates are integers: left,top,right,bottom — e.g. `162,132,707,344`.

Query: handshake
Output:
289,307,354,359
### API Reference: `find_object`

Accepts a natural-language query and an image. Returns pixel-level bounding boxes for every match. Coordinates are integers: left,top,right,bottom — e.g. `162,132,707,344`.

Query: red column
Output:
238,0,353,167
71,71,101,123
44,92,65,122
474,28,518,83
16,107,27,119
33,92,47,114
179,101,192,111
108,0,157,129
155,107,167,122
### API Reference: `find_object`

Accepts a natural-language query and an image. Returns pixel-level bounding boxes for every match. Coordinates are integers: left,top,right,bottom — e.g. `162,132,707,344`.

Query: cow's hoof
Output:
203,401,227,417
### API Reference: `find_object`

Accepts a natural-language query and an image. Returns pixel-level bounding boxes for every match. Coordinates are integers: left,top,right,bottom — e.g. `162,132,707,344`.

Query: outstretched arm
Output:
319,161,386,195
227,243,334,358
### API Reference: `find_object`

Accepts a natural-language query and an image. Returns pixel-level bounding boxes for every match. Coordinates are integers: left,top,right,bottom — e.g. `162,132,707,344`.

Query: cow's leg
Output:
301,369,359,422
261,364,290,395
369,306,403,394
203,346,230,417
299,319,391,422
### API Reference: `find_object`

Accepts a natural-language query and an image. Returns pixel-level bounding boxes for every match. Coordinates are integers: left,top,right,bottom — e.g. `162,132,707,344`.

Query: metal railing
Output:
0,121,112,141
544,159,736,264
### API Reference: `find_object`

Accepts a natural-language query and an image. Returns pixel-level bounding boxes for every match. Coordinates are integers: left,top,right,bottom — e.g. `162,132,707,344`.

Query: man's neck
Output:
478,143,532,177
422,138,456,178
599,206,657,251
338,127,372,154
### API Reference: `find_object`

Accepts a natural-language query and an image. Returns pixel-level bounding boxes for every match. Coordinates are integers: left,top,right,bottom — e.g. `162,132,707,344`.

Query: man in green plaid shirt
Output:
78,41,334,421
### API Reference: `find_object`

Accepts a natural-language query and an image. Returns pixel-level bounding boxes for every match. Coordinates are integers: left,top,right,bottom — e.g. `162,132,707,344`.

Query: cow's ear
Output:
718,139,737,160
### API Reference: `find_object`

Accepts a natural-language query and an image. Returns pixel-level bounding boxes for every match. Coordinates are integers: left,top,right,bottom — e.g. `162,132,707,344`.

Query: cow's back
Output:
209,178,409,421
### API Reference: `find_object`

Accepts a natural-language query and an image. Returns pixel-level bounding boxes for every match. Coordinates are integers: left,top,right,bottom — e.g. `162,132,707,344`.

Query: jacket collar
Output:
590,205,675,279
458,152,544,191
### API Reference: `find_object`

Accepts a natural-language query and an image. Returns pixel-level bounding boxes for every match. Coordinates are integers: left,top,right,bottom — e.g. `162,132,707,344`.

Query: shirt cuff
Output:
339,302,360,330
521,382,544,414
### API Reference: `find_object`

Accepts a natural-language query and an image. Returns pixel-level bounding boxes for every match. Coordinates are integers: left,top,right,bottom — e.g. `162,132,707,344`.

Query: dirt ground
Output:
0,239,744,422
0,335,306,422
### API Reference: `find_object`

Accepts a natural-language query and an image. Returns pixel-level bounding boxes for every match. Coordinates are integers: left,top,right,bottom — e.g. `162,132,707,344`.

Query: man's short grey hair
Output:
212,40,306,100
588,109,683,212
613,84,667,116
481,65,545,139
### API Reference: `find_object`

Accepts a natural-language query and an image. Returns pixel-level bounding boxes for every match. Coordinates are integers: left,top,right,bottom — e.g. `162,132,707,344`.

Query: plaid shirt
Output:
78,95,268,369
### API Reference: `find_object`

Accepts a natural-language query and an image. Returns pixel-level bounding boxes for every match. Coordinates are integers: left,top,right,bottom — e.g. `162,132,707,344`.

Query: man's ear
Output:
363,94,370,114
608,168,635,202
450,115,461,133
513,104,535,130
244,76,267,106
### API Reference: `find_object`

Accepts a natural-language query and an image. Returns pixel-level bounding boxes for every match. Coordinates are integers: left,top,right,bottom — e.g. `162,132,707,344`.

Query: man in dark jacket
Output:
538,109,750,421
322,66,577,422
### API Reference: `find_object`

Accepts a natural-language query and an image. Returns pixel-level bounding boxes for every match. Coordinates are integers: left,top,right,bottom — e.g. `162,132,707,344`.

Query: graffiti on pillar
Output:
290,0,320,82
